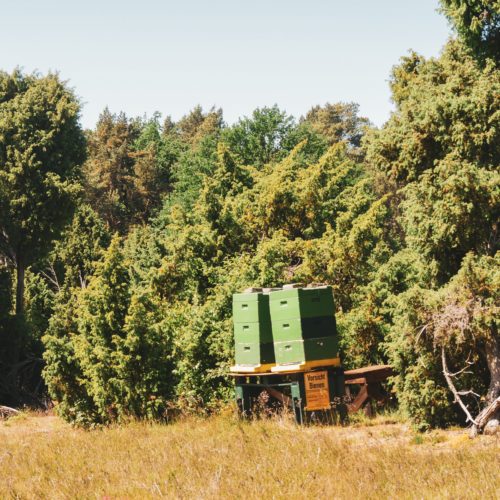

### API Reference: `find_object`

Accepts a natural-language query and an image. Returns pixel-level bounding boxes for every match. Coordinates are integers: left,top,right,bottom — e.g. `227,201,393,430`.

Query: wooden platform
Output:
232,364,345,424
344,365,394,414
231,363,395,423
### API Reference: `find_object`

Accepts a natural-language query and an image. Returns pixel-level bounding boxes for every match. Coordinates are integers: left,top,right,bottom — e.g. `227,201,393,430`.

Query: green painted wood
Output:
269,286,335,321
272,316,336,342
233,321,273,344
232,293,271,324
234,341,275,365
274,336,338,365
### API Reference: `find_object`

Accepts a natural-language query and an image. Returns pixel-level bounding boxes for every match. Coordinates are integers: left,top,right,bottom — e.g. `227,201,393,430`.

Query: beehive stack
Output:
269,285,339,371
231,290,275,372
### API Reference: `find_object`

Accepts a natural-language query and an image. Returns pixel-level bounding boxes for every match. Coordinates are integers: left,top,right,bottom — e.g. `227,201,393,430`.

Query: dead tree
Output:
442,347,499,436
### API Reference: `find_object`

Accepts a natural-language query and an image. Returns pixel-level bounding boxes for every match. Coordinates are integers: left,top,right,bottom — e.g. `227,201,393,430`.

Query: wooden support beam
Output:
265,387,293,408
345,377,367,385
347,385,368,413
344,365,394,384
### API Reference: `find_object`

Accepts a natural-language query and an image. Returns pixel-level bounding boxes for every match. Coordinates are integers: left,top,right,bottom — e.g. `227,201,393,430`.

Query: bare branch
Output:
40,264,61,292
441,347,477,426
449,364,474,377
457,390,480,398
415,323,428,344
79,270,87,289
49,263,61,292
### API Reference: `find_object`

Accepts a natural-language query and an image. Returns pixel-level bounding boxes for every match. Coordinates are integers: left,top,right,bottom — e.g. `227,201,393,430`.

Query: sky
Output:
0,0,452,129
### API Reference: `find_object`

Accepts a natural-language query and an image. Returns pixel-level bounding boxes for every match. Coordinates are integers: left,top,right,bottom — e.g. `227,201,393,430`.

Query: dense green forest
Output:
0,1,498,429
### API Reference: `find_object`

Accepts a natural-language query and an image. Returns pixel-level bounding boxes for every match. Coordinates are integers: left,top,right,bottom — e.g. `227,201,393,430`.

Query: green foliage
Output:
43,237,175,424
402,157,499,281
221,105,297,167
302,102,371,148
440,253,499,348
0,69,85,319
439,0,500,62
131,113,184,220
382,278,492,430
53,204,110,288
164,132,219,212
123,224,162,290
0,70,85,263
42,287,98,425
24,270,54,347
16,27,497,431
199,144,253,240
83,109,140,231
72,236,131,421
40,206,111,420
173,105,223,145
366,41,499,184
112,292,175,419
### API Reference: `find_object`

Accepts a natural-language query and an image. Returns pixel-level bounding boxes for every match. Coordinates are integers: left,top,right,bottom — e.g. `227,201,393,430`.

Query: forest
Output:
0,0,498,431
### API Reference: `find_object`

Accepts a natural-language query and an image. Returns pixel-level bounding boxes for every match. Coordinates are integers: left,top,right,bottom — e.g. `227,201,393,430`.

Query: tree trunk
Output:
15,259,25,318
9,257,25,404
485,325,500,402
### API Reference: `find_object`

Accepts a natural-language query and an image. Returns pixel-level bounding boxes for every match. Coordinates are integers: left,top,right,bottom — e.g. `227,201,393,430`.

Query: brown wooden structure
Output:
344,365,394,415
231,364,395,424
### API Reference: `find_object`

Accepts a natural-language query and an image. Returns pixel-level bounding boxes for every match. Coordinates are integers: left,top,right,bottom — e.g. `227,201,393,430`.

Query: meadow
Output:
1,412,498,499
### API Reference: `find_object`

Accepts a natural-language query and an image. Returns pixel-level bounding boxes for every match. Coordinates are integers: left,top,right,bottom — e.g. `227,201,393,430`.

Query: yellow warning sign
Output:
304,371,330,410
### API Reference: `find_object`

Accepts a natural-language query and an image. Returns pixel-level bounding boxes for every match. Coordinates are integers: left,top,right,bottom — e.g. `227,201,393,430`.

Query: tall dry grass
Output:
0,411,498,499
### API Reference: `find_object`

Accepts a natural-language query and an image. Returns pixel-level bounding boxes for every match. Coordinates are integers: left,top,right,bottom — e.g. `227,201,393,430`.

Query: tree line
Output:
0,0,498,429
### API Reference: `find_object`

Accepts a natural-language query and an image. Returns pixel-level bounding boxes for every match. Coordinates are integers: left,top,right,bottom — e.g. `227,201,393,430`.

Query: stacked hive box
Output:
232,291,275,372
269,286,338,370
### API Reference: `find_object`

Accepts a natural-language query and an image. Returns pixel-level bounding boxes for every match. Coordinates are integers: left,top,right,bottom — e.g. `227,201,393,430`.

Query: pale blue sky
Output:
1,0,452,129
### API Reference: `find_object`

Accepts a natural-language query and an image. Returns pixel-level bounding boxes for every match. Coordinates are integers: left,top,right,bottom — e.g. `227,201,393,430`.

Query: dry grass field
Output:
0,411,498,499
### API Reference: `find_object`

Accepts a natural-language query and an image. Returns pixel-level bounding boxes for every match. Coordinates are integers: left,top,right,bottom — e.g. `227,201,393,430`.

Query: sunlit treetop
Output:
439,0,500,62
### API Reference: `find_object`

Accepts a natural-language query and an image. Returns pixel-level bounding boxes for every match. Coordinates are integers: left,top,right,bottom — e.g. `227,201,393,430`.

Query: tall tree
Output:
131,113,182,221
174,105,223,145
365,40,499,427
366,40,499,280
0,69,85,319
301,102,371,148
83,108,139,232
222,105,296,167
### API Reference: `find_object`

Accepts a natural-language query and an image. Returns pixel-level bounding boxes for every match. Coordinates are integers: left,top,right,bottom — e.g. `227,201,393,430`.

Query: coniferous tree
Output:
302,102,371,148
83,109,139,232
365,40,499,427
0,69,85,319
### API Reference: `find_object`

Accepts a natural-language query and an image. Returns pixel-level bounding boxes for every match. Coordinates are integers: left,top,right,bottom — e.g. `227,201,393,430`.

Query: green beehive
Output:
269,286,338,367
233,292,271,324
234,342,275,365
274,336,338,365
233,321,273,344
233,291,274,366
269,286,335,322
272,316,336,342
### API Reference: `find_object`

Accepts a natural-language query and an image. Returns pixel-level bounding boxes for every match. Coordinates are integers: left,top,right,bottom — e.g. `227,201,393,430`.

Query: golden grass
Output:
1,411,498,499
